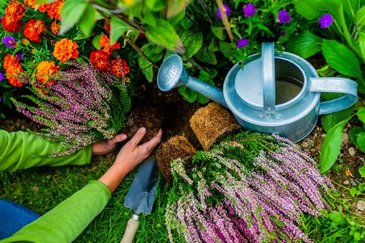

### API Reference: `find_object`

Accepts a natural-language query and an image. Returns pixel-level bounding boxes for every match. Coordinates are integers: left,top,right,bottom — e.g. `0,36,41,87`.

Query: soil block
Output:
156,135,196,184
190,102,241,150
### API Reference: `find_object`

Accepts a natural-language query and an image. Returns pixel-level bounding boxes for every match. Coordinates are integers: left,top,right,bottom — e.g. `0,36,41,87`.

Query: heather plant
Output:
12,62,131,155
165,132,334,242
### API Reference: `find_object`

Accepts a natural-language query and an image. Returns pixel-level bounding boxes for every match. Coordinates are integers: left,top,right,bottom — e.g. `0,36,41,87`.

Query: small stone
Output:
343,180,350,185
350,178,357,186
356,200,365,211
342,133,349,144
348,147,356,157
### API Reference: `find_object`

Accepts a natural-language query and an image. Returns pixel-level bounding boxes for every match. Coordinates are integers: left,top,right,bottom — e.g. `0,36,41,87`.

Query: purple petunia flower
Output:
0,72,4,82
236,38,249,48
216,4,231,19
2,36,16,49
16,51,23,60
278,9,291,24
319,13,333,29
243,3,256,18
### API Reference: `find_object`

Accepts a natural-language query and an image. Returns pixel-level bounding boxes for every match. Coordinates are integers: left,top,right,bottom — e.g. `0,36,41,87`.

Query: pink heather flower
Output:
236,38,249,48
216,4,231,19
319,13,333,29
278,9,291,24
243,3,256,17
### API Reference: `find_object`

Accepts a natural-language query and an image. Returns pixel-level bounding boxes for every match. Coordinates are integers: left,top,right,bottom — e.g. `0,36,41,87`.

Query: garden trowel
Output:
120,155,159,243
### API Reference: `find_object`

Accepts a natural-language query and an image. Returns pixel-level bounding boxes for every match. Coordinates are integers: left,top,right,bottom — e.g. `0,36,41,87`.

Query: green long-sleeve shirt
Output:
0,130,112,242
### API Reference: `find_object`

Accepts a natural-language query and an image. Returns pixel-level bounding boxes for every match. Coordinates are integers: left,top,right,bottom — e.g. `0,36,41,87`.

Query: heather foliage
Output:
12,62,131,155
166,132,334,242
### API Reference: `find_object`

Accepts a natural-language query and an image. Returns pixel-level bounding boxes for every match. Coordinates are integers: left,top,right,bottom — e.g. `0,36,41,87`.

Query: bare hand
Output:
92,133,127,155
98,127,162,192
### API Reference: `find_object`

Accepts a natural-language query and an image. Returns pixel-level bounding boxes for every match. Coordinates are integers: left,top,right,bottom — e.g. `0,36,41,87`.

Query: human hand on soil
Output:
92,133,128,155
98,127,162,192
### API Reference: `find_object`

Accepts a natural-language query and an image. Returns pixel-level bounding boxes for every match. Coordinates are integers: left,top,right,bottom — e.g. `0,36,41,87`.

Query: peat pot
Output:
157,43,358,142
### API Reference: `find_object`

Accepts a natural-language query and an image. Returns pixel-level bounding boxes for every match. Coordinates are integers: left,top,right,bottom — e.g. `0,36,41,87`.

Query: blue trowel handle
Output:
120,214,140,243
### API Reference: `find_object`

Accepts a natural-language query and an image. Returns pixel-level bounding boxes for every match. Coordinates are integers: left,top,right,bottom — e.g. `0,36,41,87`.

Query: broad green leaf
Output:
169,9,185,26
195,46,217,65
219,42,236,58
356,132,365,152
178,87,197,103
78,4,96,37
181,30,203,58
166,0,186,18
355,7,365,27
359,166,365,178
211,26,227,41
349,127,365,144
286,31,322,58
141,65,154,82
197,94,209,104
321,107,354,132
327,211,346,225
140,43,165,62
145,19,181,51
92,33,103,50
142,13,156,27
322,39,363,80
180,17,192,29
319,117,351,173
110,16,130,44
60,0,88,35
138,56,152,70
357,107,365,123
294,0,340,20
208,39,219,52
358,32,365,62
146,0,165,11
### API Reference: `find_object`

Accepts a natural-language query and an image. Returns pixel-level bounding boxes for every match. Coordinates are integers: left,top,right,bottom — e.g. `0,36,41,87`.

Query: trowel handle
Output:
120,215,140,243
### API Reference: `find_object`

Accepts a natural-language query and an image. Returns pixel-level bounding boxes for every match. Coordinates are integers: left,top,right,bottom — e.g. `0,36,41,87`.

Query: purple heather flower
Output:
2,36,16,49
216,4,231,19
243,3,256,18
0,72,4,82
236,38,249,48
278,9,291,24
319,13,333,29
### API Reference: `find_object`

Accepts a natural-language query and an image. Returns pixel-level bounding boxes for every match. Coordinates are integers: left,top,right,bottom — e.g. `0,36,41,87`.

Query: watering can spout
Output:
157,54,227,107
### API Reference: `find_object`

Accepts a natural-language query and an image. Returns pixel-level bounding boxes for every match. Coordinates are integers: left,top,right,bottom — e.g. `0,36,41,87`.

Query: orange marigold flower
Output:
23,19,46,43
90,50,110,71
47,0,63,20
24,0,36,7
51,22,60,35
100,34,120,55
5,1,26,22
3,54,20,70
111,58,130,77
36,61,60,85
1,16,21,32
6,67,24,87
53,38,79,62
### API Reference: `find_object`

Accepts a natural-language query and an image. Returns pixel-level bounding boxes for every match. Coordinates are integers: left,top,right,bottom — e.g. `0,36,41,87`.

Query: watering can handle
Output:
261,42,276,112
310,77,358,115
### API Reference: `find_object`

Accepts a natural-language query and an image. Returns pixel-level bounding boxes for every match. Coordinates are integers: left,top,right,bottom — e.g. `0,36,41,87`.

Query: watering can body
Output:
157,43,358,142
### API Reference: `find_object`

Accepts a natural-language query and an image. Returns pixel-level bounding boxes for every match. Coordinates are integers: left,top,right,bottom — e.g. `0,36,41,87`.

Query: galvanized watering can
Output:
157,43,358,142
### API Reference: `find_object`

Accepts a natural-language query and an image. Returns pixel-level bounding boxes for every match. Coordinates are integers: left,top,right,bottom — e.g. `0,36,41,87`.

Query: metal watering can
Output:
157,43,358,142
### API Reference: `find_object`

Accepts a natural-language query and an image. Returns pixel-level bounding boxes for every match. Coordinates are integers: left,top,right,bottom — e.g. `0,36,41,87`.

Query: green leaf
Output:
178,87,197,103
140,43,165,62
142,13,156,27
349,127,365,144
145,19,181,51
110,16,130,44
355,7,365,27
321,107,353,132
169,9,185,26
208,39,219,52
141,65,154,82
211,26,227,41
166,0,186,18
319,117,351,173
219,42,236,58
357,107,365,123
181,30,203,58
359,166,365,178
195,46,217,65
294,0,339,20
92,33,103,50
197,94,209,104
146,0,165,11
358,32,365,62
60,0,88,35
180,17,192,29
285,30,322,58
356,132,365,152
322,39,363,81
78,4,96,37
327,211,346,225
